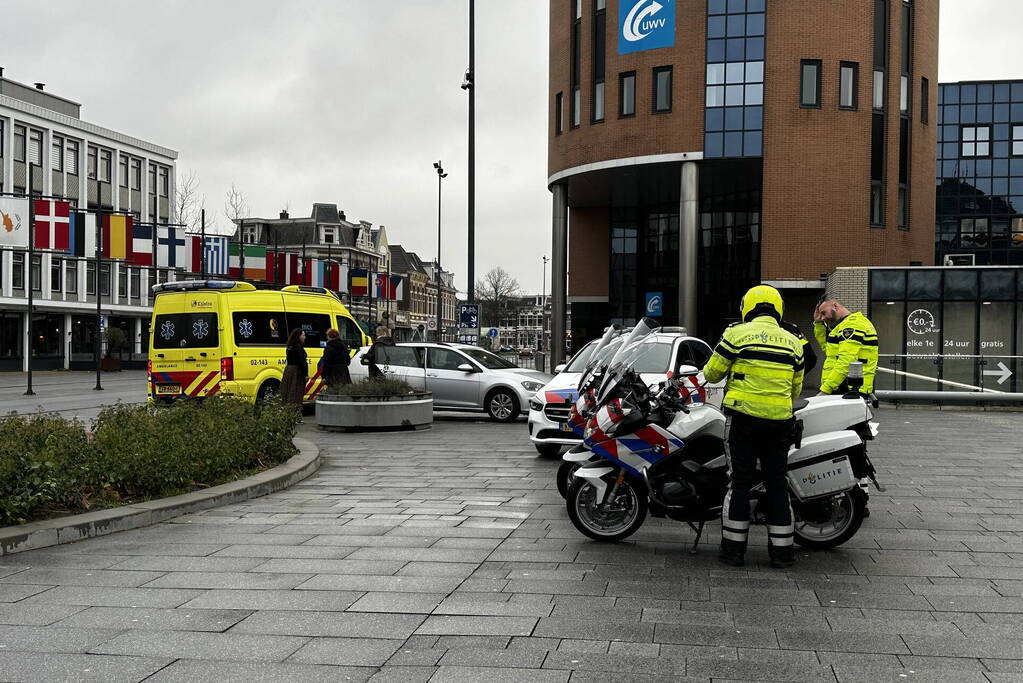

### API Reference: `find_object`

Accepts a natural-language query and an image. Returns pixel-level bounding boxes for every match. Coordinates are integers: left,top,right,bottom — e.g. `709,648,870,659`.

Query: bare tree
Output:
475,266,520,327
223,183,249,238
174,168,208,234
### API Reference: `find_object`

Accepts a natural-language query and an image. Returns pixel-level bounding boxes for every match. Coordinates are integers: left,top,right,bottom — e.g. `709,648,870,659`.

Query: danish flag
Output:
33,199,71,251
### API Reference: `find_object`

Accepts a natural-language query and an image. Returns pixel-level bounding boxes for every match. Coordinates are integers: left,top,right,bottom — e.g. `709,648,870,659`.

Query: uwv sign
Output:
619,0,676,55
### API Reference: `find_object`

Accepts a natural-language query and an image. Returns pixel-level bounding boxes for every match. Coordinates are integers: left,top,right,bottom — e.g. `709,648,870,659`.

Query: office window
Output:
118,267,128,298
130,158,142,190
65,140,79,175
871,182,884,226
921,77,929,124
555,92,564,135
12,254,24,290
13,125,26,162
130,267,140,299
51,258,62,293
593,82,605,122
99,149,112,182
572,87,581,127
31,255,41,292
28,130,42,166
897,186,907,228
961,126,990,157
65,261,77,294
574,0,581,20
159,167,169,197
839,62,858,109
570,0,581,128
800,60,821,108
51,136,64,172
100,263,111,296
620,72,636,117
0,120,4,159
119,155,129,188
900,75,910,114
87,146,98,179
86,262,95,295
653,66,672,113
592,0,606,123
1011,125,1023,156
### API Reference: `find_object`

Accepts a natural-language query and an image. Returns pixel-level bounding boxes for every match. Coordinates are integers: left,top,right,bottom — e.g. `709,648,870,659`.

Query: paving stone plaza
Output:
2,407,1023,682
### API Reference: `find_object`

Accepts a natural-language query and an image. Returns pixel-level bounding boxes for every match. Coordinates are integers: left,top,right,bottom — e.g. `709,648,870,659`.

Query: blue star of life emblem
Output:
192,320,209,339
160,320,175,340
238,318,254,339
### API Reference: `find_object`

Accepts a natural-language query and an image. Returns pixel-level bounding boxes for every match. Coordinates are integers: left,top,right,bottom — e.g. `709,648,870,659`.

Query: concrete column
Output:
679,161,699,334
2,251,13,298
111,261,120,305
134,317,143,356
551,182,568,365
41,253,52,300
78,259,87,303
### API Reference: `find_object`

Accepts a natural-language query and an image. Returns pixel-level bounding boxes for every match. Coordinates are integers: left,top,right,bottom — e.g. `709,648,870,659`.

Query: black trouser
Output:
721,411,794,552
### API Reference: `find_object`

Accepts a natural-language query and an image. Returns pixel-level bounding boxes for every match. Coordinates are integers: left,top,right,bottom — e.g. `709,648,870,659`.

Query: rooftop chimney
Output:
0,67,5,78
338,210,346,221
34,82,44,90
279,209,289,220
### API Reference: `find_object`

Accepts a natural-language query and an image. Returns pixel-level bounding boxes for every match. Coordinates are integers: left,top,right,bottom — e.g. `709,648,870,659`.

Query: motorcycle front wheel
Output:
557,460,582,499
793,487,866,549
566,476,647,542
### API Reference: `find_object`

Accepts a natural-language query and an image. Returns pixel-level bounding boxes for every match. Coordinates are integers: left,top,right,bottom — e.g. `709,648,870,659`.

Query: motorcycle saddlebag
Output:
786,432,861,500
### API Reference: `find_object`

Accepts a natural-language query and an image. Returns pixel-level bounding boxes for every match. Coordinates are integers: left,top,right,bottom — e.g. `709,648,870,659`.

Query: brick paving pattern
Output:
1,408,1022,681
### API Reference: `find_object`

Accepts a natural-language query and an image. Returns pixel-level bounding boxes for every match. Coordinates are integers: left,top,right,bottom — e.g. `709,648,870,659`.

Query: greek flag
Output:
204,236,229,275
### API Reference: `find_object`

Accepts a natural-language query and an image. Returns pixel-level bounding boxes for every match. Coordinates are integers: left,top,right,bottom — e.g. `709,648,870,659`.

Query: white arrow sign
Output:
983,361,1013,385
623,0,664,42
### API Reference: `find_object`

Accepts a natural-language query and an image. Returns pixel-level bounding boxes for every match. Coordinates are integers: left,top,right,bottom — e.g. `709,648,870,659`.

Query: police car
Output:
526,329,725,457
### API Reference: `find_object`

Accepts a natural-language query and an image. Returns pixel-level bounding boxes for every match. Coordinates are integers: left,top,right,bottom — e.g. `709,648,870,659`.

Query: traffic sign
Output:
487,328,498,339
458,304,480,330
427,320,437,330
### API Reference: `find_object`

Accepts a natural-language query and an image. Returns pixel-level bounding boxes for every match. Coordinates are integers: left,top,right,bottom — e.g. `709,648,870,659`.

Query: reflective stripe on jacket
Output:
702,316,805,421
813,312,878,394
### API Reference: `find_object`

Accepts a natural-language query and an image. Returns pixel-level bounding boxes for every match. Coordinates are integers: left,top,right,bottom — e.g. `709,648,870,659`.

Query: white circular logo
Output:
907,309,938,335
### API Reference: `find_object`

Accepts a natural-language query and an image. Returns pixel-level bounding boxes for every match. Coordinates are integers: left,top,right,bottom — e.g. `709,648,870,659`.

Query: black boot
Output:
768,545,796,569
719,539,745,567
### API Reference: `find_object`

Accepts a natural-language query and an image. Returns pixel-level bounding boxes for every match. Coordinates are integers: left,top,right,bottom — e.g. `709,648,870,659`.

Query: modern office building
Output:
548,0,938,360
935,80,1023,266
0,70,178,371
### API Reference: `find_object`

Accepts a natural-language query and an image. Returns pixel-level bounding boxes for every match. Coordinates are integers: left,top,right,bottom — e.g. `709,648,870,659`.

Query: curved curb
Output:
0,436,321,557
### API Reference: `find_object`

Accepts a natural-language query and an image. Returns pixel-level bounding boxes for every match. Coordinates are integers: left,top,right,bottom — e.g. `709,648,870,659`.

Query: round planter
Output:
315,392,433,432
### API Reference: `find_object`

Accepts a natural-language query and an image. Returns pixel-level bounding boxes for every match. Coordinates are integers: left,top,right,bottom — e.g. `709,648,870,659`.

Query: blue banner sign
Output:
619,0,675,55
645,292,663,317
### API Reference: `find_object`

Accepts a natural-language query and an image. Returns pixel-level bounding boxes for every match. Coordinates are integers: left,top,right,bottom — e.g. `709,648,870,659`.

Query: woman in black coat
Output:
280,328,308,408
321,328,352,388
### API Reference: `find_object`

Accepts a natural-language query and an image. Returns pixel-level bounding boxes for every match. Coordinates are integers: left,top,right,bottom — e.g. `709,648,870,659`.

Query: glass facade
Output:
936,81,1023,265
704,0,766,158
870,268,1023,393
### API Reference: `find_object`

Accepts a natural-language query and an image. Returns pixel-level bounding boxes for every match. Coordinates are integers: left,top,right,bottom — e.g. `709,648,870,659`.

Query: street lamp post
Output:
433,160,447,342
462,0,475,303
541,255,549,354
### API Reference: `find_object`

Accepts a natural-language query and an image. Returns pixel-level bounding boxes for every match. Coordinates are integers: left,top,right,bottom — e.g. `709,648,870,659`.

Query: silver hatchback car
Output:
351,342,551,422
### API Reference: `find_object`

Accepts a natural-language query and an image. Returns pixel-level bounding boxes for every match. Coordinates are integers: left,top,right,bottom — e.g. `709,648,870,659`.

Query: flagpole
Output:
151,221,158,293
238,220,245,281
25,167,35,396
274,231,280,284
94,181,104,391
301,236,307,286
200,208,207,278
327,242,333,292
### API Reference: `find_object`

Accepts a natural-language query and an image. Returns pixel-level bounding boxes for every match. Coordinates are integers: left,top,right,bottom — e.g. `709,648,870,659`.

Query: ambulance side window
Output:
286,312,331,348
337,316,364,348
232,311,286,346
153,313,219,349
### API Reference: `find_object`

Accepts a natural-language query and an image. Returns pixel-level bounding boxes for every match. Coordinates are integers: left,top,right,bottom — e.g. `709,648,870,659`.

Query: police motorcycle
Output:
564,319,883,550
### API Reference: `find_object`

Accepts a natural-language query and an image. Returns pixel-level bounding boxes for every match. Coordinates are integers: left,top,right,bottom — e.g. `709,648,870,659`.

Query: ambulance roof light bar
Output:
151,280,255,293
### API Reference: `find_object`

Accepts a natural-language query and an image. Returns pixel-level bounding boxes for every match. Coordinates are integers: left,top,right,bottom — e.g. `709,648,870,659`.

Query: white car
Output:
350,342,550,422
526,330,725,457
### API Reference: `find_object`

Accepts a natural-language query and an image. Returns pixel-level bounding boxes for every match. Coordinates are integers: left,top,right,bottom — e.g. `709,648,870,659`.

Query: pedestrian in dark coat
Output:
322,328,352,388
280,328,308,409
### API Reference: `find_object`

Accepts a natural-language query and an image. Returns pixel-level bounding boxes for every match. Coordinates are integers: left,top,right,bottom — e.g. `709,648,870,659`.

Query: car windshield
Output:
563,342,597,373
461,347,517,370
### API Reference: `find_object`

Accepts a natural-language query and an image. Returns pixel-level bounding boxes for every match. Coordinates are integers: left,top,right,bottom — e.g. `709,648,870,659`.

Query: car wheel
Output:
485,389,519,423
257,380,281,403
535,443,563,459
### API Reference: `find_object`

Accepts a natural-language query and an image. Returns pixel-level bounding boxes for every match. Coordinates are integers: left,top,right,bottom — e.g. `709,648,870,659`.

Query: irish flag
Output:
228,243,267,280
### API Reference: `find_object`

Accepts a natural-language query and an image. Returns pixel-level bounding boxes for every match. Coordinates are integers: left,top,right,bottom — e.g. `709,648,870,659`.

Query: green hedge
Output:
0,397,299,526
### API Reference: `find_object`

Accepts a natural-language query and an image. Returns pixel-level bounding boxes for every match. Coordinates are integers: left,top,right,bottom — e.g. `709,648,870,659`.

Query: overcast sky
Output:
0,2,1013,294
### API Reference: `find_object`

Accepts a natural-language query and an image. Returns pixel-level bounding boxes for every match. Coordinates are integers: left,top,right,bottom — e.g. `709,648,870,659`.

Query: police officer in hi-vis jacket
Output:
702,285,804,569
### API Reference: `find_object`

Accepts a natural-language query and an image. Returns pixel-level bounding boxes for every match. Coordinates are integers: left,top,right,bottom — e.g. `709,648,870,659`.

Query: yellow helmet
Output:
740,285,784,322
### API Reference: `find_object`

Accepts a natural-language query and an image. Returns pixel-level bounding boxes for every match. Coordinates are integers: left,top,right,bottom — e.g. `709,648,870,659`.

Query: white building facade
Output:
0,73,178,371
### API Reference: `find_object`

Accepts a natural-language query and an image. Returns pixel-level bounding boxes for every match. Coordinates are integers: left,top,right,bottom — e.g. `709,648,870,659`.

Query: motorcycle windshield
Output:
576,325,622,391
595,318,660,404
577,335,626,392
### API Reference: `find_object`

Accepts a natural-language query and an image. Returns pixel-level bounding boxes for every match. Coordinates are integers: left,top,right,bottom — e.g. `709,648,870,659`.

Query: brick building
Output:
548,0,938,361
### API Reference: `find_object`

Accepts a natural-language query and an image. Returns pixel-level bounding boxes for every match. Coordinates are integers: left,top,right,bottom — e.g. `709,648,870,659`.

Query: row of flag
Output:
0,197,405,299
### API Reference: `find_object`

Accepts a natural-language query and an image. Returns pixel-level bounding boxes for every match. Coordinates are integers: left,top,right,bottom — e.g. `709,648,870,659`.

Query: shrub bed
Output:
0,397,299,526
322,377,417,397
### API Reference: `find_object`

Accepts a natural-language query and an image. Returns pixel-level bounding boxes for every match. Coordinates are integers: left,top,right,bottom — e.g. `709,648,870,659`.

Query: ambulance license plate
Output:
156,384,181,396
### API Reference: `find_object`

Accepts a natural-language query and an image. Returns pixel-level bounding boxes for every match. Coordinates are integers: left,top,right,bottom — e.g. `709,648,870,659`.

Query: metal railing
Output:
875,354,1023,403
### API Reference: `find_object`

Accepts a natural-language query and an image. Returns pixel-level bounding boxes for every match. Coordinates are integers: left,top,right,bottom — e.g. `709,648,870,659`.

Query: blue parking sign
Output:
619,0,675,55
645,292,663,317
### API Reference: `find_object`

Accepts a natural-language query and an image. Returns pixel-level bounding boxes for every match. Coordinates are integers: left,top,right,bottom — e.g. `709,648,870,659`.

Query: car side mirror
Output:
677,364,700,377
553,363,566,374
456,363,476,373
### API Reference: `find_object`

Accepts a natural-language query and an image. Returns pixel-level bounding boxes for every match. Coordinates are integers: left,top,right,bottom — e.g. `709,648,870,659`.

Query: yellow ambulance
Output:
148,281,368,403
